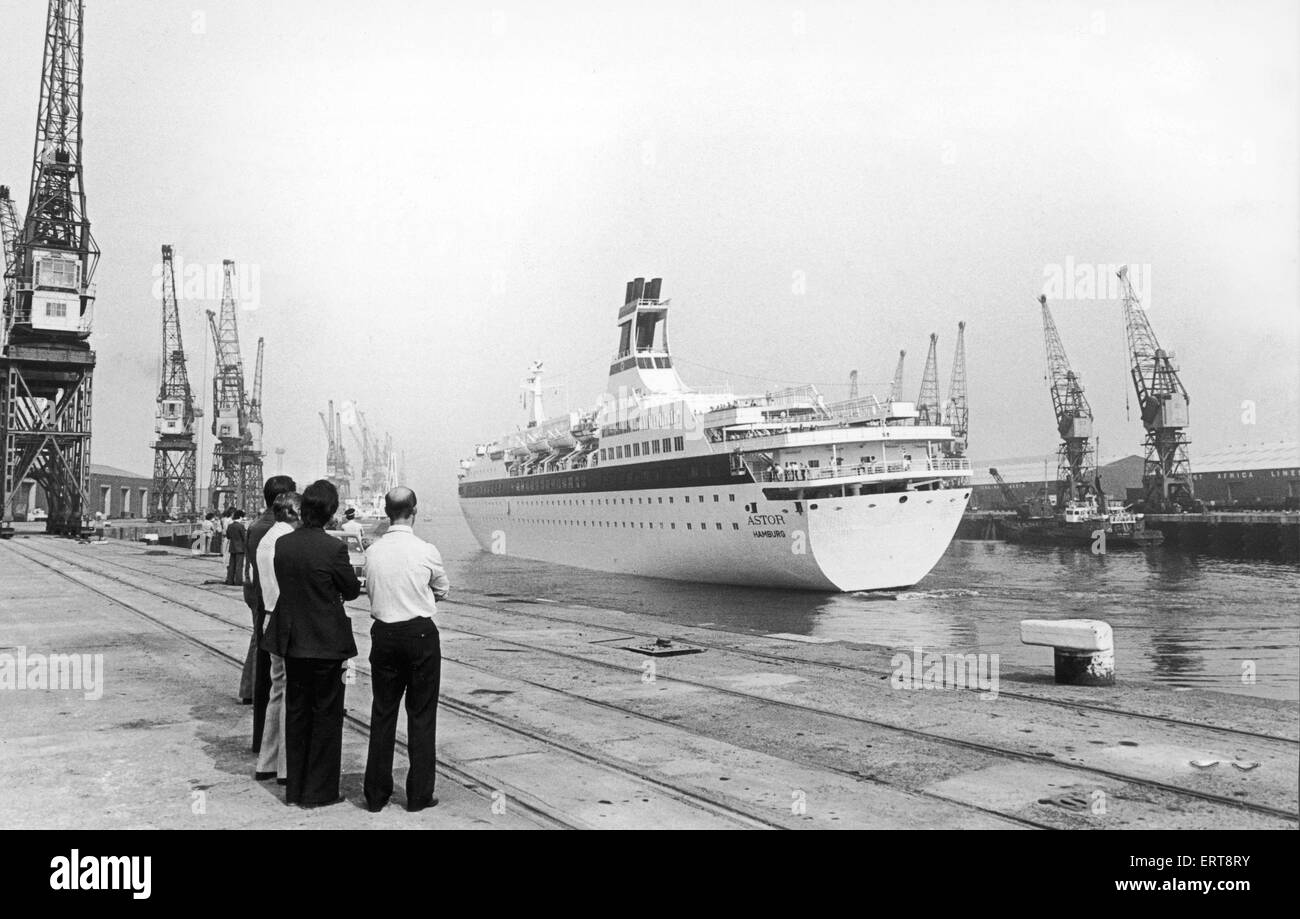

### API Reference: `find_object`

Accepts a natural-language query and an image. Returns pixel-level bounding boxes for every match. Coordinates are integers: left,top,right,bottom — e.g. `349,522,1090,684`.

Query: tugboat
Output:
1001,493,1163,548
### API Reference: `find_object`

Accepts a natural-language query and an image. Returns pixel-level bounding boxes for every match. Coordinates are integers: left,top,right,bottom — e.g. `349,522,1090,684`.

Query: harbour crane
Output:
1116,266,1194,512
149,245,198,521
848,369,859,401
886,350,905,404
915,333,941,425
0,186,19,345
943,321,968,455
989,468,1029,518
240,337,264,511
1039,295,1096,506
318,400,351,503
1,1,100,536
207,261,249,511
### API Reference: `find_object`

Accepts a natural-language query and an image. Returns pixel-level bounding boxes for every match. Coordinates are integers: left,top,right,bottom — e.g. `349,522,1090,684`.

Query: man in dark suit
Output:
225,509,247,585
262,479,361,808
242,475,297,750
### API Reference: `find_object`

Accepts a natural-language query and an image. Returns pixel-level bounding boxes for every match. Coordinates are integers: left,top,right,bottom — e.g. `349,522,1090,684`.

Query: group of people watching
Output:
196,507,250,587
232,475,449,811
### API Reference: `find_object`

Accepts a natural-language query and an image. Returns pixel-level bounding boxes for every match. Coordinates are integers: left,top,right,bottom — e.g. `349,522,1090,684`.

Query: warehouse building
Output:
15,463,153,521
971,441,1299,512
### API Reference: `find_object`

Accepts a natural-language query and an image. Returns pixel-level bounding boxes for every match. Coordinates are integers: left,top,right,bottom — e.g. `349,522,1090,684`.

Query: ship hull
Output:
459,484,970,592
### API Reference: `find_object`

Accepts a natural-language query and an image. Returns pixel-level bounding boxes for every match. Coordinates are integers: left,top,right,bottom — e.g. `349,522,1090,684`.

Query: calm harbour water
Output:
414,512,1300,702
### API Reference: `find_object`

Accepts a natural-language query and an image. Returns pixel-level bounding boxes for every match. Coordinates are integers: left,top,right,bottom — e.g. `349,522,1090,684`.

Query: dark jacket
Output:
261,527,361,660
225,519,248,554
243,509,277,612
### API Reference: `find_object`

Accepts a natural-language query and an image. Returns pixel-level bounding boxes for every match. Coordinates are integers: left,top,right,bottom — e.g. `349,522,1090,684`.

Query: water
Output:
414,512,1300,702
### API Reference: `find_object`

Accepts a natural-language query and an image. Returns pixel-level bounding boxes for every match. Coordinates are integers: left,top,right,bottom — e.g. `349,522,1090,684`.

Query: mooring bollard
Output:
1019,619,1114,686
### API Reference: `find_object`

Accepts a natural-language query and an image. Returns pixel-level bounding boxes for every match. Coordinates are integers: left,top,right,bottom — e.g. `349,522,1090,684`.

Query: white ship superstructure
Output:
458,278,972,591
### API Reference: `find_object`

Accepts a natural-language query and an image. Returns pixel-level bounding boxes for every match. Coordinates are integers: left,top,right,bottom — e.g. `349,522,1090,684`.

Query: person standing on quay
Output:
362,487,448,813
225,509,247,586
242,476,297,733
262,480,361,807
252,490,301,783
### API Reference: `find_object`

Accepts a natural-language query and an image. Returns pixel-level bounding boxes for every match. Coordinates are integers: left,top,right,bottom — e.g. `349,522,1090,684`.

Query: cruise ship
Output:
457,278,973,592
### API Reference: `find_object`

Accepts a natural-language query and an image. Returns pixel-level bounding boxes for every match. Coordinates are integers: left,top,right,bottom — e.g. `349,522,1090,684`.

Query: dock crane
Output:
149,245,198,520
240,337,264,511
1039,295,1097,506
943,321,968,455
318,400,351,503
915,333,941,425
886,350,906,403
989,467,1029,518
1117,266,1194,512
1,1,100,535
207,261,249,511
0,186,19,344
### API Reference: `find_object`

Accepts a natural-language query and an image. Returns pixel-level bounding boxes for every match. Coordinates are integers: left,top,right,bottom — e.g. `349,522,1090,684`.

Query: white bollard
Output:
1020,619,1115,686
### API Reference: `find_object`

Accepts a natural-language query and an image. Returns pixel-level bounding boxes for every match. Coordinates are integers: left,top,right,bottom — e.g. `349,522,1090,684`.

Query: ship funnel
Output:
645,277,662,301
632,277,645,301
624,280,635,304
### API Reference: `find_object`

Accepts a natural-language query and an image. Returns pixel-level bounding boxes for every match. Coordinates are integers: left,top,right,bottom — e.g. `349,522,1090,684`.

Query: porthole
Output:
899,495,908,503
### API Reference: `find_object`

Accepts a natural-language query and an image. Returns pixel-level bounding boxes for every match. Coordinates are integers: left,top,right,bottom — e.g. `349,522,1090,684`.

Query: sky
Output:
1,0,1296,510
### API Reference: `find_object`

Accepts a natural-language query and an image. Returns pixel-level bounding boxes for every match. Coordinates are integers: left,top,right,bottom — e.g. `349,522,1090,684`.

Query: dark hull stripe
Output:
458,454,750,498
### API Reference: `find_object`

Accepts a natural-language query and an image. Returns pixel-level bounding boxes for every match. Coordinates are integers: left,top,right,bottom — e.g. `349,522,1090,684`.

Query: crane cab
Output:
156,399,187,436
246,421,263,453
23,249,90,335
214,412,241,440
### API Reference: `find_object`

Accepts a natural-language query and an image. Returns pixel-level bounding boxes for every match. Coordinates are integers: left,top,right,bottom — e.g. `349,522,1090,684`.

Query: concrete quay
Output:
1,534,1296,830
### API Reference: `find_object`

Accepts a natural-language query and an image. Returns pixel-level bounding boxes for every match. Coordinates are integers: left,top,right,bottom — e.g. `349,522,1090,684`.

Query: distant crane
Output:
989,467,1029,518
1040,295,1096,506
207,261,250,511
318,399,351,503
1,1,100,536
847,369,859,401
886,350,906,404
1117,266,1194,511
239,337,264,510
0,186,19,344
915,333,941,425
943,321,968,454
149,245,198,521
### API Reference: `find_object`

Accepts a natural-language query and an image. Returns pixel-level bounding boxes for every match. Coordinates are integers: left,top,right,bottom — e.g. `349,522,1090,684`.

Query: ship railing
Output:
748,456,969,484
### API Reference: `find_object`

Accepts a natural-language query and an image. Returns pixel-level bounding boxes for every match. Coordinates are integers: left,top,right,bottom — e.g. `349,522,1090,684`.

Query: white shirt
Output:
364,524,449,623
256,521,295,612
342,519,364,539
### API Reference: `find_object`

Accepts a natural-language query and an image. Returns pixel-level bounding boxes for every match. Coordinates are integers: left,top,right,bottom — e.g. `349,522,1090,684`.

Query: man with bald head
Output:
361,486,449,813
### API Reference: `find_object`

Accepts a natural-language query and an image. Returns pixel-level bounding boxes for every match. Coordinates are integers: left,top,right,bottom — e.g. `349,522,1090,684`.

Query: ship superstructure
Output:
458,278,973,591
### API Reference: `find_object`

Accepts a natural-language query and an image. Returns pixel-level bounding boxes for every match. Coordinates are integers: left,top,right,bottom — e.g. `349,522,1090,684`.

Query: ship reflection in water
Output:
420,513,1299,702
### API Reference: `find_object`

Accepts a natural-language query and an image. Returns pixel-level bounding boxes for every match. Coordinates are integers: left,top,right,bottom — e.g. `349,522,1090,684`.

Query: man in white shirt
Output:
362,486,448,813
252,490,301,784
341,507,364,540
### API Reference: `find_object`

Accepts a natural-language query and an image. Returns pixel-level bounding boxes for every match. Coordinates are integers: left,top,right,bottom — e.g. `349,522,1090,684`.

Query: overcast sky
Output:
2,0,1295,508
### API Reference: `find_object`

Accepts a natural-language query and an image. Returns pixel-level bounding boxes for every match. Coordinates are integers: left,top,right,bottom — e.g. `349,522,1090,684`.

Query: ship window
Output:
674,437,684,451
808,460,820,468
701,522,706,530
643,441,650,454
685,496,690,503
668,497,673,503
616,446,623,459
713,494,719,502
652,441,660,454
687,523,692,529
657,497,662,503
670,523,676,529
729,494,735,502
732,523,740,530
715,523,722,530
662,438,671,452
633,443,640,457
